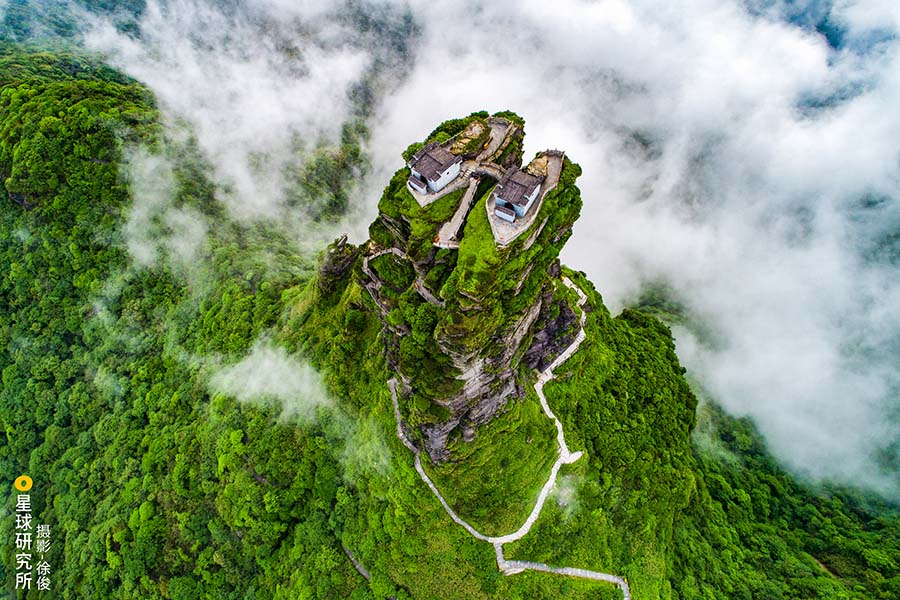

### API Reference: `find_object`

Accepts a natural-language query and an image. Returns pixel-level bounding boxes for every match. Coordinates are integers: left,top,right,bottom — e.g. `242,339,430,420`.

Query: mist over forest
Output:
17,0,892,495
2,1,900,598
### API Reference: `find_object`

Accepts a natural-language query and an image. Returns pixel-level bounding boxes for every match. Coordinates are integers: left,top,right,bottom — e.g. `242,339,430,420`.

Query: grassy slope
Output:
418,162,584,535
2,51,898,599
503,270,696,599
422,386,557,537
0,49,363,600
289,126,900,599
504,270,900,600
280,264,620,600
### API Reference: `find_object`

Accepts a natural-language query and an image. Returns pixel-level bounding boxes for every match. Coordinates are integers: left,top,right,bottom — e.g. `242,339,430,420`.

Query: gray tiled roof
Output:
409,142,462,181
497,169,543,207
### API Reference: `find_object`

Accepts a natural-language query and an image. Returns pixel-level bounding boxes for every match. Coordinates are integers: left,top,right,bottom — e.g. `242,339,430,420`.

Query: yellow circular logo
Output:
14,475,32,492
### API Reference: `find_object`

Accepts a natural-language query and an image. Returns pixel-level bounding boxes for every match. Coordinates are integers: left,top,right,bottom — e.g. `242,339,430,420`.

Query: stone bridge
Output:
463,160,506,180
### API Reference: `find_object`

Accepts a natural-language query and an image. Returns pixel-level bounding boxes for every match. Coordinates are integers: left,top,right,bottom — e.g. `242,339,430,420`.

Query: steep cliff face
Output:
277,113,885,600
360,111,584,461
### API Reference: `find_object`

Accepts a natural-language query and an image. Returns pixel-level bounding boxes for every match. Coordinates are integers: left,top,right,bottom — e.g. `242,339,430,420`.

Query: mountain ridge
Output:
1,49,898,599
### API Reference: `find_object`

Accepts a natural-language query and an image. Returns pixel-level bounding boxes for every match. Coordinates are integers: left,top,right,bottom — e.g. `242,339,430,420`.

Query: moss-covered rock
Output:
355,112,586,460
279,112,897,600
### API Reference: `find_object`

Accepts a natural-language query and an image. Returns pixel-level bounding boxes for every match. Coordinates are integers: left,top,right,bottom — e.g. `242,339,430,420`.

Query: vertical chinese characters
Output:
35,523,52,591
14,491,32,590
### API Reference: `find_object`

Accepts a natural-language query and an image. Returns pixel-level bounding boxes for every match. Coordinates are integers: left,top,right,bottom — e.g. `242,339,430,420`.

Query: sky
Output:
74,0,900,496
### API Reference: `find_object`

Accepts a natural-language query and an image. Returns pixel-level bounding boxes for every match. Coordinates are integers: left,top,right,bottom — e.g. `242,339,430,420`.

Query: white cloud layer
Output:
83,0,900,495
209,340,330,420
209,341,392,482
360,0,900,495
123,148,208,268
85,0,369,220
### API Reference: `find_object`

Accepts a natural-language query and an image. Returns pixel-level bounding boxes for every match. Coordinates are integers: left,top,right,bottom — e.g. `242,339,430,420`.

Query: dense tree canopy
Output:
1,47,898,600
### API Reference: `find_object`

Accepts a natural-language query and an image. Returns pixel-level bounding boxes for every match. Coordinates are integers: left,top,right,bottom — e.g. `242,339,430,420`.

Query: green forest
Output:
1,40,900,600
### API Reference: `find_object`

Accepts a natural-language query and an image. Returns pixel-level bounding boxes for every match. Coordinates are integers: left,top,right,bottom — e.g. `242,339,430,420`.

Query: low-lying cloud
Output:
361,0,900,496
74,0,900,496
123,147,209,269
209,340,330,421
209,340,393,483
85,0,370,221
553,474,581,519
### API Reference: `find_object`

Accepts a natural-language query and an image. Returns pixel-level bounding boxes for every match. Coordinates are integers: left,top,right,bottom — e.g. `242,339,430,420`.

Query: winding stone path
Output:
342,544,371,581
361,247,406,291
387,276,632,599
476,118,513,162
435,177,480,249
413,276,444,307
363,246,444,308
360,248,411,335
495,546,631,600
